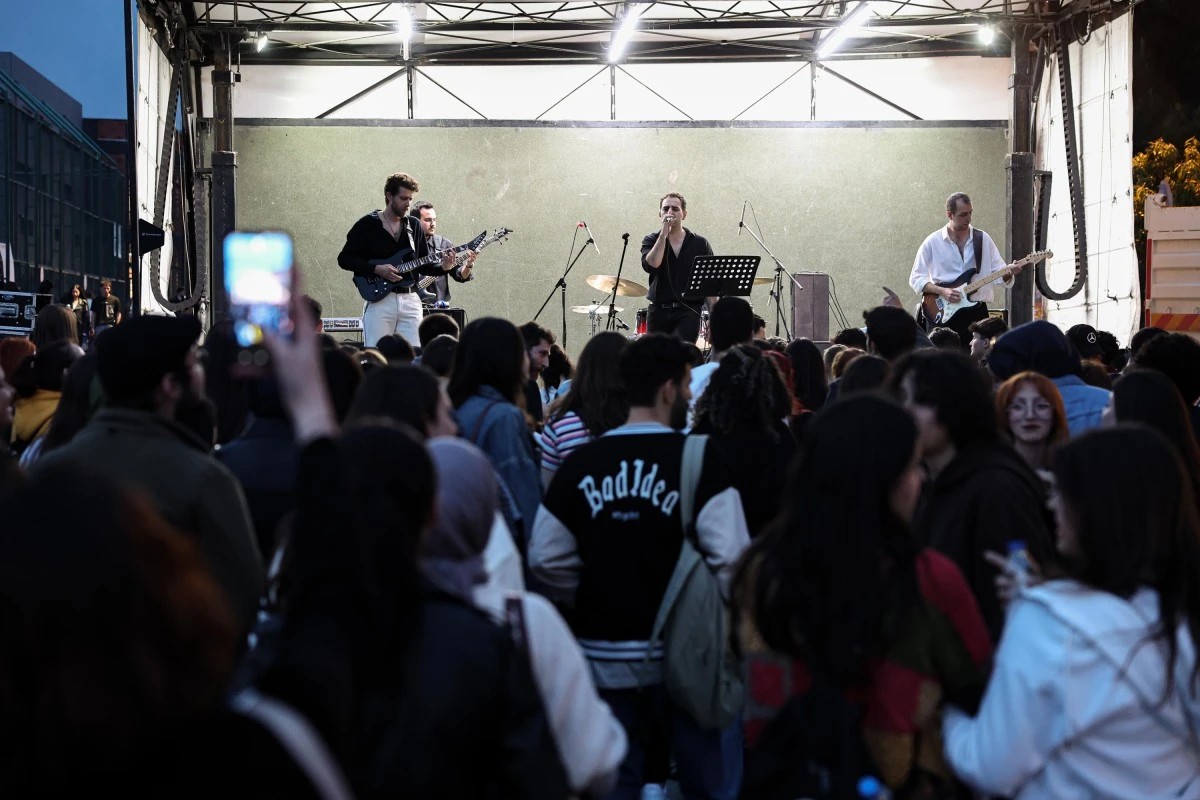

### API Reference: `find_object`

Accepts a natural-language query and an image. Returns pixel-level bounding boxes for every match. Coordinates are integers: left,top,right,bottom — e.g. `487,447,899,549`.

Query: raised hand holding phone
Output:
224,231,296,348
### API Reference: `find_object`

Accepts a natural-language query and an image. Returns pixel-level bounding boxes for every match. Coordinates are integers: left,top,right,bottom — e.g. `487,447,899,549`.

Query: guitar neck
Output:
962,265,1013,296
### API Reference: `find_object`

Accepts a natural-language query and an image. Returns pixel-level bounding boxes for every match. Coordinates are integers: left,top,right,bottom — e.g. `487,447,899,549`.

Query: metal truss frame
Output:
164,1,1112,67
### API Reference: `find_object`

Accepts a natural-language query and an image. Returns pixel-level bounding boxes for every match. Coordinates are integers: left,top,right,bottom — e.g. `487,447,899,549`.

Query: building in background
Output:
0,52,125,301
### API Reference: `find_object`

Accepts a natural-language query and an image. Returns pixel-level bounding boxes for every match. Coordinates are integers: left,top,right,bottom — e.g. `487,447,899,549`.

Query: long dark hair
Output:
734,394,920,682
348,365,440,437
36,354,98,455
694,345,792,440
1053,425,1200,694
1113,369,1200,511
0,462,237,793
448,317,526,409
785,338,828,412
336,423,436,660
547,331,628,436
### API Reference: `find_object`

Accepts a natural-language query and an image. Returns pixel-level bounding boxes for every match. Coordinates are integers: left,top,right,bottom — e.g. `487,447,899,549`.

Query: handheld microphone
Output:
738,200,747,235
579,221,600,255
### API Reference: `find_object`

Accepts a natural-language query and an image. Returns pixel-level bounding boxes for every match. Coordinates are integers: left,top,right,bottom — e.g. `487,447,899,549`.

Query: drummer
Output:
640,192,714,344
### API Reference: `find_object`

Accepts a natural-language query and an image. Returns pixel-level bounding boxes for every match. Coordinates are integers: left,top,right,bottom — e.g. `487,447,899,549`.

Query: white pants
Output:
363,291,422,348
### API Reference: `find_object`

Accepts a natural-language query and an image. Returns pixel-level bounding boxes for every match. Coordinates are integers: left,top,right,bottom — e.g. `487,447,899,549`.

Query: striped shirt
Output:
539,411,591,473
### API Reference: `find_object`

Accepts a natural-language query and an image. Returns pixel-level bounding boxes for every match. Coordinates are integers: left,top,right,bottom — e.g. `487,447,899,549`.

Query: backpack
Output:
646,434,745,731
740,664,881,800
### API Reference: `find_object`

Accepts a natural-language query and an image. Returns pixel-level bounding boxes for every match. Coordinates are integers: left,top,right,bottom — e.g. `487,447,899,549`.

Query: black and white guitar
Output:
352,227,512,303
415,228,513,297
919,250,1053,326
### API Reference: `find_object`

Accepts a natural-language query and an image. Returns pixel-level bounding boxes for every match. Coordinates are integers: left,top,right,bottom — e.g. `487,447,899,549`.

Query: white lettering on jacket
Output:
577,458,680,519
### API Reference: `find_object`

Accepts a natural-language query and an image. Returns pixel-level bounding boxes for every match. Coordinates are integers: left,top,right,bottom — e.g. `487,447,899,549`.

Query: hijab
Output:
421,437,499,601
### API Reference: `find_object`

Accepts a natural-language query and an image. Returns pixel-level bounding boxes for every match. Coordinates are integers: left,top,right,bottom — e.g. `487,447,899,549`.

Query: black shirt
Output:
91,294,121,325
337,211,435,279
640,228,714,304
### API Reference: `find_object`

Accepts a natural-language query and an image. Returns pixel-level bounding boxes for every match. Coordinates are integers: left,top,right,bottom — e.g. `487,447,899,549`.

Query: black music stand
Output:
685,255,761,298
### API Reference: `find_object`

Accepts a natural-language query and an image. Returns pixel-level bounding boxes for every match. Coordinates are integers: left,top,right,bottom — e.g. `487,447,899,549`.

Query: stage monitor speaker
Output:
791,272,830,342
423,306,467,333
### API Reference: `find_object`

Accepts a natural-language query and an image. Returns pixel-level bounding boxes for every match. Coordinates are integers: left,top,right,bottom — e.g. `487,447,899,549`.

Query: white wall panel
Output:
1035,13,1138,344
136,16,174,315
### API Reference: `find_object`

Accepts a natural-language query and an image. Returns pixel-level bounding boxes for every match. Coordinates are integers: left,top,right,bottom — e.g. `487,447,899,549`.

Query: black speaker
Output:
423,306,467,331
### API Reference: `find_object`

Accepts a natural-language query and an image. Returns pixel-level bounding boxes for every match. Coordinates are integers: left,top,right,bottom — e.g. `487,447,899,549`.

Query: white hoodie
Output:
943,580,1200,799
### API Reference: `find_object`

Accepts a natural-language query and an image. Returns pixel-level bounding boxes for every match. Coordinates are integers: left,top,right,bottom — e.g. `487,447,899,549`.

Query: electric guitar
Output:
919,250,1053,327
353,231,487,303
415,227,514,297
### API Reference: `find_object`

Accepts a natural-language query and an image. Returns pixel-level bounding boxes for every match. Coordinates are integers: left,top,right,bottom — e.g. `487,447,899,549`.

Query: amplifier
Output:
791,272,830,342
423,306,467,331
0,291,39,337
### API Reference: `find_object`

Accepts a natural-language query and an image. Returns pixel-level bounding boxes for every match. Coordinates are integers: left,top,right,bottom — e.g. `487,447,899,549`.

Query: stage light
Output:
255,32,268,52
978,25,996,45
392,3,413,42
608,2,650,64
817,1,874,61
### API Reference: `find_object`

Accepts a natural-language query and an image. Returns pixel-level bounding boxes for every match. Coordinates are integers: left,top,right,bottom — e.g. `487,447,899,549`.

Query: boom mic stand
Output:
605,233,632,332
740,216,797,339
535,223,593,349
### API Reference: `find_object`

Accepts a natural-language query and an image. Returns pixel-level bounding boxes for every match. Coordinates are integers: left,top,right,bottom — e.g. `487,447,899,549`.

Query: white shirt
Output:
909,225,1010,303
943,581,1200,800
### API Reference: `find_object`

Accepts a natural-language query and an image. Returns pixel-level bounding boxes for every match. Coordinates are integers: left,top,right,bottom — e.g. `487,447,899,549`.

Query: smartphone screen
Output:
224,231,294,347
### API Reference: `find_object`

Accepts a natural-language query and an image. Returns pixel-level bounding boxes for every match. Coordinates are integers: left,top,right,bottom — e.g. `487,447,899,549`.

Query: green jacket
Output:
37,407,264,627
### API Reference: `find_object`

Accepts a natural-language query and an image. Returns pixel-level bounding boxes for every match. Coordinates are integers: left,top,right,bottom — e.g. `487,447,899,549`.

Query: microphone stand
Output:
535,225,593,350
605,233,631,332
740,218,796,340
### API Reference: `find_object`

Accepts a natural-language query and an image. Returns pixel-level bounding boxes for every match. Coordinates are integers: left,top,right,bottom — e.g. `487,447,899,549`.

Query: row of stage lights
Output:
247,2,1002,62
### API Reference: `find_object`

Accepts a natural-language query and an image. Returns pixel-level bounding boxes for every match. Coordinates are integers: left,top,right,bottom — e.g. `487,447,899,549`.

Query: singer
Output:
640,192,714,344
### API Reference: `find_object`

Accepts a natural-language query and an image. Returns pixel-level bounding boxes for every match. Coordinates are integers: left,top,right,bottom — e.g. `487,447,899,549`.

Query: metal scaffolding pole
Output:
1006,26,1035,327
210,39,237,319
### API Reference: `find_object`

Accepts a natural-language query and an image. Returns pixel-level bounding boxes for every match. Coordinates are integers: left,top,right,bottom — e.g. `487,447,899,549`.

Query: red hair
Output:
995,371,1070,450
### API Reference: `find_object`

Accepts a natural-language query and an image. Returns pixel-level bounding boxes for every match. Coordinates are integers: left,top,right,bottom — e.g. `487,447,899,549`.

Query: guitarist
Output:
411,201,475,306
337,172,457,347
908,192,1022,346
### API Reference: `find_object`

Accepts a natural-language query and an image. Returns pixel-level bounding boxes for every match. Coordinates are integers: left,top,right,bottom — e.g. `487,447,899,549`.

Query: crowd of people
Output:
2,278,1200,800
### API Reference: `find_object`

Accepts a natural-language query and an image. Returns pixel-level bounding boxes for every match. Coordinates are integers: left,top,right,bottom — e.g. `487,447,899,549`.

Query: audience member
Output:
832,327,868,350
1065,324,1104,365
321,346,363,423
994,371,1069,476
689,296,755,417
967,315,1008,365
929,326,965,351
541,343,574,407
419,333,457,380
944,426,1200,799
452,317,542,544
9,341,83,459
785,338,827,413
892,348,1053,640
531,332,750,800
1131,332,1200,444
693,344,795,538
35,316,264,630
822,343,848,381
1128,325,1167,362
988,320,1111,436
418,311,460,349
375,334,416,364
424,437,628,797
348,364,457,438
355,347,389,373
736,395,990,797
519,321,555,426
37,353,100,459
1109,369,1200,514
31,304,80,348
0,337,35,387
864,306,919,363
540,332,628,486
837,353,889,397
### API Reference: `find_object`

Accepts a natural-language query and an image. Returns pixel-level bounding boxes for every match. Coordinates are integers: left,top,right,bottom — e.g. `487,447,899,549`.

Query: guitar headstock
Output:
1016,250,1053,267
490,227,513,245
468,231,488,250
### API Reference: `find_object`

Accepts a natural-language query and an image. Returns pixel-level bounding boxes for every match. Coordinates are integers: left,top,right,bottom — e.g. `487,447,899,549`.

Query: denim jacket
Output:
1051,375,1110,437
456,386,542,542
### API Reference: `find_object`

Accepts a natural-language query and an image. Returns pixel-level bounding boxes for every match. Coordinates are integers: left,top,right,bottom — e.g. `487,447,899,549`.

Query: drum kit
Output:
572,274,649,338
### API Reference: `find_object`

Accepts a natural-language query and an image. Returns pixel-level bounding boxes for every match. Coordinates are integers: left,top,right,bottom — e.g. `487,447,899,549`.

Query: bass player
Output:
909,192,1022,346
338,172,458,347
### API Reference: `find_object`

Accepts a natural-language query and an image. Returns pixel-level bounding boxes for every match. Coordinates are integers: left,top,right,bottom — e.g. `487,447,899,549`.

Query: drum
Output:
635,308,647,336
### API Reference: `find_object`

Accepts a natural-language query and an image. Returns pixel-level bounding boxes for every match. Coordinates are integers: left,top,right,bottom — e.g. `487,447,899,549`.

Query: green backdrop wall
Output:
223,120,1007,354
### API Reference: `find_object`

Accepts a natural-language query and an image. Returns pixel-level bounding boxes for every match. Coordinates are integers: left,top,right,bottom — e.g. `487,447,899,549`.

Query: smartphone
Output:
224,231,294,348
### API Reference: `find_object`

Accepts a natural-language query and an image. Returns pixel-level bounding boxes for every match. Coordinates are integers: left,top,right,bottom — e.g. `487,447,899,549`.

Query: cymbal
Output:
586,274,648,297
752,276,775,286
570,304,623,314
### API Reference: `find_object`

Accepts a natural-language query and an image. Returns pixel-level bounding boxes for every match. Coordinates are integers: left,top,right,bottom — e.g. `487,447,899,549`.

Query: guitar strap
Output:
972,228,983,278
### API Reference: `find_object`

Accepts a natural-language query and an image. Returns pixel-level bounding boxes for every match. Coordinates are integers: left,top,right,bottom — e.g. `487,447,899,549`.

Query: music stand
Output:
685,255,761,298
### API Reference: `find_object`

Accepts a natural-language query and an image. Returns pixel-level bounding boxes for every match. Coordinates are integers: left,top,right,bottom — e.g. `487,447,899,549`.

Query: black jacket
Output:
217,415,297,559
914,441,1053,642
255,439,569,800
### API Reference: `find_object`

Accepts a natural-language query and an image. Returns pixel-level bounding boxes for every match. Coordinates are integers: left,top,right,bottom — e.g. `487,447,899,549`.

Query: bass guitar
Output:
353,231,487,303
919,250,1053,326
414,227,514,296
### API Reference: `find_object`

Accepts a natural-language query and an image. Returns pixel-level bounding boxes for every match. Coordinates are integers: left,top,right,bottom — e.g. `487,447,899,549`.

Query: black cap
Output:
1066,323,1103,359
96,315,202,399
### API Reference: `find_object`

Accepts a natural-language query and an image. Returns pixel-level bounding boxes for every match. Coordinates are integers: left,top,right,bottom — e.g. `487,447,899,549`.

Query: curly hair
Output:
693,345,791,440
